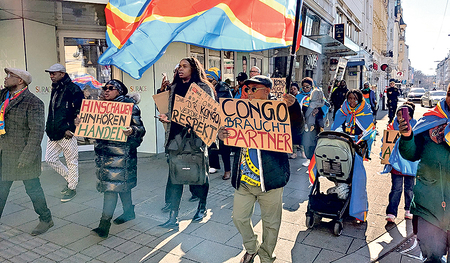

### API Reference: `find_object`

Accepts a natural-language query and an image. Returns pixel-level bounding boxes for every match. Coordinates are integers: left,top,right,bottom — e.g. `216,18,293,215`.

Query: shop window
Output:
223,51,235,85
62,2,106,26
209,49,221,70
190,45,205,66
63,37,111,145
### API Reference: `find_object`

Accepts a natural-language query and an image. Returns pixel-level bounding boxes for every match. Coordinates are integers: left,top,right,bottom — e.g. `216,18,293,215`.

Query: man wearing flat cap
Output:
44,63,84,202
0,68,54,235
218,75,301,263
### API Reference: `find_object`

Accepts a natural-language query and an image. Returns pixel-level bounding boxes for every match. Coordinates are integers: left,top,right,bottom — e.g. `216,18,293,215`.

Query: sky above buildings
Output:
403,0,450,75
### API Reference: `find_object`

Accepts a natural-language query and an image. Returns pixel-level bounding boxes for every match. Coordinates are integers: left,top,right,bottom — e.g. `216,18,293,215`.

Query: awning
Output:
308,35,358,57
347,61,365,67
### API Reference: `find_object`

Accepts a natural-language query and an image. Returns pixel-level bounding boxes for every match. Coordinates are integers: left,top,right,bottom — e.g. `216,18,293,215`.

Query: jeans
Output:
0,178,52,222
101,191,132,221
386,173,415,216
417,216,449,262
302,128,319,159
169,177,209,210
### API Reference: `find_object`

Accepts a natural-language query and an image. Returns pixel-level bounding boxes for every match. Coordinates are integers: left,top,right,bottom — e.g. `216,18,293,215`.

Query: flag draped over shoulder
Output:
389,99,450,175
98,0,303,79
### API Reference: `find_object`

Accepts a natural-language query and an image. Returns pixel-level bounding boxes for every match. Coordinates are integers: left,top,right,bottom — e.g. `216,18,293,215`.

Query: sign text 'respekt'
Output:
75,99,133,142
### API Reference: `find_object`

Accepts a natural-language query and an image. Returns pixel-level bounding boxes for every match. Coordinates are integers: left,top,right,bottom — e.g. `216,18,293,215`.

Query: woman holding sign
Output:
91,79,146,238
158,57,215,228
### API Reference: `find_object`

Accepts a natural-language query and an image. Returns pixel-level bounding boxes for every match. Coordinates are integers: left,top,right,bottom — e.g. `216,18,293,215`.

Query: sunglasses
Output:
102,86,117,91
244,86,266,93
303,85,312,89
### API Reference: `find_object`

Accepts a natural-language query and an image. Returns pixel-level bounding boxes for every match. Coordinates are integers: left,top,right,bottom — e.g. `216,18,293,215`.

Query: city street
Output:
0,100,425,263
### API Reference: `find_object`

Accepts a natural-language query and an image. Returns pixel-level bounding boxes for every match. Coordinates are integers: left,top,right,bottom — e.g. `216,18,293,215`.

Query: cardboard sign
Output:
271,78,286,99
152,90,169,113
171,83,220,146
75,99,133,142
380,129,400,164
220,98,293,153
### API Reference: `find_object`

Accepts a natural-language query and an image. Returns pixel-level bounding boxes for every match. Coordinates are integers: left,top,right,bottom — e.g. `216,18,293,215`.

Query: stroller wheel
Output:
306,215,314,229
333,221,343,236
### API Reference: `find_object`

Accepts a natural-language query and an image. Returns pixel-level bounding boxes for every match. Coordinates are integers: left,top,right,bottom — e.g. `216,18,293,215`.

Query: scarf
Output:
332,99,372,135
0,87,27,135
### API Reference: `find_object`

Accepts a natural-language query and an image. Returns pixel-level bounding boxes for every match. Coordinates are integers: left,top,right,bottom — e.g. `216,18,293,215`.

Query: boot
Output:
192,202,207,222
159,210,178,228
113,205,135,225
92,219,111,238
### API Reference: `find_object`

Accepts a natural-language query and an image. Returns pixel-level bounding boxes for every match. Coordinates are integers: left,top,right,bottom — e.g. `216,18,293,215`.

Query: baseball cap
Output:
236,72,248,81
45,63,66,73
5,68,32,85
244,75,273,89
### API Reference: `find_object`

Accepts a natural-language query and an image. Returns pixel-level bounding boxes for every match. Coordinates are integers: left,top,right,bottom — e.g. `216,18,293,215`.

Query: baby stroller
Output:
305,131,363,236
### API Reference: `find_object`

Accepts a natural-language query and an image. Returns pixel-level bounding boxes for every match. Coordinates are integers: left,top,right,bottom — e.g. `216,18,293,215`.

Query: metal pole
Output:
285,0,302,93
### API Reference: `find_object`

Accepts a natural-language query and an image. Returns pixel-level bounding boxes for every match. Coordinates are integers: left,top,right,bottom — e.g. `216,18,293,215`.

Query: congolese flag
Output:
98,0,303,79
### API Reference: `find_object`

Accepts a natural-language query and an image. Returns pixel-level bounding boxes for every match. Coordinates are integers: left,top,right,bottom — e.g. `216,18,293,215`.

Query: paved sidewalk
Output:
0,107,421,263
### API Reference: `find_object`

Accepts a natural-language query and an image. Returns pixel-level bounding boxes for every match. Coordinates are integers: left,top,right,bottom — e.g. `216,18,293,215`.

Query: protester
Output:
384,102,416,222
300,77,329,167
234,72,248,99
331,89,375,152
44,63,84,202
330,80,349,119
158,57,214,227
289,82,306,159
396,83,450,261
218,75,299,263
249,66,261,78
0,68,53,236
205,67,233,180
387,81,400,123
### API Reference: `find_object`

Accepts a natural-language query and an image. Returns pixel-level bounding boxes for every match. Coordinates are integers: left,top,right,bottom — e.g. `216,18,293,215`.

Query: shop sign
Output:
334,24,345,44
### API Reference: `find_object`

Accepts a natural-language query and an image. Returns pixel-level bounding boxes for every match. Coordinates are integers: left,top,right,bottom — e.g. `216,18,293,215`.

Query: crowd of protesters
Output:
5,57,448,262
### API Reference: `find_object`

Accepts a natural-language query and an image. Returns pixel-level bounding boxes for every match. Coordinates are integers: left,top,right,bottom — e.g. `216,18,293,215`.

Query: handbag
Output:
167,128,208,185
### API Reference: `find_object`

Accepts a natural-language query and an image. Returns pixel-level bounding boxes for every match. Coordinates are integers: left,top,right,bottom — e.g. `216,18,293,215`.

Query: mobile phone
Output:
401,107,411,131
162,72,167,79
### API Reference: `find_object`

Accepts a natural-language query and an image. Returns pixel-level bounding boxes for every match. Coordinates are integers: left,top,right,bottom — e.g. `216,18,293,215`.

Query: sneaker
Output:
60,184,69,194
302,159,310,167
385,214,396,222
405,210,413,219
61,189,76,202
31,220,54,236
209,167,218,174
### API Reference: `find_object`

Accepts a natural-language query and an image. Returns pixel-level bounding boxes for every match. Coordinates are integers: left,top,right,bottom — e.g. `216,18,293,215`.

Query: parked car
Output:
407,88,426,103
421,90,446,107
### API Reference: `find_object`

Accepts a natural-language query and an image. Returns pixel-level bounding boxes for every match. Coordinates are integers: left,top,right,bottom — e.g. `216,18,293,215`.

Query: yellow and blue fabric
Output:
308,146,368,222
240,148,261,186
389,99,450,175
382,117,418,176
331,99,373,138
98,0,304,79
0,88,27,135
206,67,220,81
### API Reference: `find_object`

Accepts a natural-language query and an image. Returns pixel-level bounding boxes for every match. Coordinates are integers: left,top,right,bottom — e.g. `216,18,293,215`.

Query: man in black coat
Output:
44,63,84,202
386,81,400,123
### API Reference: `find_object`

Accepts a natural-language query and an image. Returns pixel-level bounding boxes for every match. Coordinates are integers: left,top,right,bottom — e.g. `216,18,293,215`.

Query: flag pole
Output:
285,0,302,93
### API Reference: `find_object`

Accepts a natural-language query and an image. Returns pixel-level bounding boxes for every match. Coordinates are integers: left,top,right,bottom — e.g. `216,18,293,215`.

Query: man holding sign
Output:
218,75,301,263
